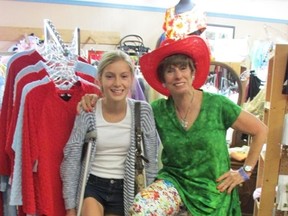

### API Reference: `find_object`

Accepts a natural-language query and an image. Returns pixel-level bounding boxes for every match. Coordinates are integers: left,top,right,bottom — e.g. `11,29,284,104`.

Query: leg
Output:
129,179,183,215
82,197,104,216
104,178,124,216
83,175,124,216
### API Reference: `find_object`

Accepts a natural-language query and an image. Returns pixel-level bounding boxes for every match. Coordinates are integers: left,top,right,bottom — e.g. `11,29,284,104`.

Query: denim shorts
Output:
84,174,124,215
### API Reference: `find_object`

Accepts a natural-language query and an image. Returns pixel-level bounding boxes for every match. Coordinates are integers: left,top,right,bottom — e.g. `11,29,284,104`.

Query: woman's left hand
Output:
216,169,247,194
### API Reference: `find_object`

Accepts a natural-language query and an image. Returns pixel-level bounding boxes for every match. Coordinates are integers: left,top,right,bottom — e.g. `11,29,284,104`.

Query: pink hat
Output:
139,35,210,96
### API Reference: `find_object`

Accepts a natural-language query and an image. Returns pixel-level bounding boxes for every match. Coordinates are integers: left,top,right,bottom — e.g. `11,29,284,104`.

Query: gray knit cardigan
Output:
60,98,159,215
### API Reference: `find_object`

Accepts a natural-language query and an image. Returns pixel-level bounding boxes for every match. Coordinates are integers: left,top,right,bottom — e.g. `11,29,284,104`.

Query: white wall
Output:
0,0,288,54
0,1,164,51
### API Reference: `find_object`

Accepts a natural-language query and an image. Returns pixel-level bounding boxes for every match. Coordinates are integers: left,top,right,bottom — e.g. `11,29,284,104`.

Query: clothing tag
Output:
33,160,38,172
60,93,72,101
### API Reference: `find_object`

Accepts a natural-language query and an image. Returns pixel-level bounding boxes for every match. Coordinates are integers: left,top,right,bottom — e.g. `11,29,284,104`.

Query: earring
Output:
162,83,166,88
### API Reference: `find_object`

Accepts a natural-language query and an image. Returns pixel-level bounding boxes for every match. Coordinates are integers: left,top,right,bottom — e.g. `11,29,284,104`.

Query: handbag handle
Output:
135,102,149,164
117,34,150,56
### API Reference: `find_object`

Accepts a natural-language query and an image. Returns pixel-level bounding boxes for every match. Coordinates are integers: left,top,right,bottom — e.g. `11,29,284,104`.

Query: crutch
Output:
77,130,97,216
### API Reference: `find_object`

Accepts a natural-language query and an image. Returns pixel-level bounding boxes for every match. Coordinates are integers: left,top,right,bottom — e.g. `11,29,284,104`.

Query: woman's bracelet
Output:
238,167,250,181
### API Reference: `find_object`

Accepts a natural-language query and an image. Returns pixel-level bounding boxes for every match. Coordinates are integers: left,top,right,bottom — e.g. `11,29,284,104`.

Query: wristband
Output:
238,167,250,181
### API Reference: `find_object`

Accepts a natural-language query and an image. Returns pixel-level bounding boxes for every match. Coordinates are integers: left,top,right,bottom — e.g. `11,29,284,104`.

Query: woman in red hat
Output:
129,35,267,215
78,36,267,216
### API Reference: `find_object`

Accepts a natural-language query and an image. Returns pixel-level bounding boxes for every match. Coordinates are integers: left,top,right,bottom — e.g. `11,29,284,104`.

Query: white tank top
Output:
90,99,131,179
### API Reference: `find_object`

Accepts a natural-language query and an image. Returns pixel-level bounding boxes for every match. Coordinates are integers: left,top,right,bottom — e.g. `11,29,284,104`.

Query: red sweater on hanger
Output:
21,79,100,215
0,50,44,176
6,68,48,176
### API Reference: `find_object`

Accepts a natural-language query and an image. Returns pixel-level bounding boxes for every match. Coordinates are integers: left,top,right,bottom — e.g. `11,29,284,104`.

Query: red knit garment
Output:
6,68,48,175
21,79,100,215
0,50,44,175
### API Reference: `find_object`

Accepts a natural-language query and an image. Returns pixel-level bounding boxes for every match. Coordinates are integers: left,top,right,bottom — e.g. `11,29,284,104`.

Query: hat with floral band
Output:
139,35,210,96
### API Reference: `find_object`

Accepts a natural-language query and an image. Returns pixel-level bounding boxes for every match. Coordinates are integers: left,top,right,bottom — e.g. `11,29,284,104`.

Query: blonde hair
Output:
97,50,134,80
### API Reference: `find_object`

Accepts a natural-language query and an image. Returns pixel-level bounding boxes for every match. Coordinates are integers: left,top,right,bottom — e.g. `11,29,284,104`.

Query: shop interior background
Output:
0,0,288,62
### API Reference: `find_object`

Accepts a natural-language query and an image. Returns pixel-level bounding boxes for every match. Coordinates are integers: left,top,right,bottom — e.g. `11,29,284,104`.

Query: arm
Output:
60,110,89,210
217,110,268,193
232,110,268,172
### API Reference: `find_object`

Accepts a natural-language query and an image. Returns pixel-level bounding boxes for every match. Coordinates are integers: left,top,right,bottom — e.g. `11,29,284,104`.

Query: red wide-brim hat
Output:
139,35,210,96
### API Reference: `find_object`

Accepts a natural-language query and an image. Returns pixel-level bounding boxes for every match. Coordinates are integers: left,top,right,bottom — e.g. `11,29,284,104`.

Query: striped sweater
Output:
60,98,159,215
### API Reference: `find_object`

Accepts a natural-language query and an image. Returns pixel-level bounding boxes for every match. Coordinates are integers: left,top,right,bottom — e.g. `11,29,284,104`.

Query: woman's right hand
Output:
66,208,77,216
77,94,99,113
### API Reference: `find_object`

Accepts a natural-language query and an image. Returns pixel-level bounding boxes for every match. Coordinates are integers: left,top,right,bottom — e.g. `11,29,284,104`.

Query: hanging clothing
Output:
21,78,99,215
0,46,101,215
10,76,51,206
246,71,262,101
0,50,45,176
131,77,147,101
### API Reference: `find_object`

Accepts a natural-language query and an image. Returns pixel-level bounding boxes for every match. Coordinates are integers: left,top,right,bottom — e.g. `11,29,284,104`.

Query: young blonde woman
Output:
60,50,159,216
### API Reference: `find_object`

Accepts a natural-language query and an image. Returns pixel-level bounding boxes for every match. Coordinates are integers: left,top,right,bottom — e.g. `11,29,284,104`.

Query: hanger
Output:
44,19,68,56
70,27,80,56
42,19,79,90
239,69,250,81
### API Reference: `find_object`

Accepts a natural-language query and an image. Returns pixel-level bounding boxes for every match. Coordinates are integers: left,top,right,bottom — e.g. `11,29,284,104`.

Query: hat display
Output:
139,35,210,96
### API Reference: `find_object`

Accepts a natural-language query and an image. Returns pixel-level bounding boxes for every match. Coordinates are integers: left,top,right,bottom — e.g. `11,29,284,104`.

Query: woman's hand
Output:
66,208,77,216
216,169,248,194
77,94,99,113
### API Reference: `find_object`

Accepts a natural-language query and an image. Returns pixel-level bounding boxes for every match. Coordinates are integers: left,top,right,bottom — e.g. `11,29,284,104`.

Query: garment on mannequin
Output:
163,0,207,40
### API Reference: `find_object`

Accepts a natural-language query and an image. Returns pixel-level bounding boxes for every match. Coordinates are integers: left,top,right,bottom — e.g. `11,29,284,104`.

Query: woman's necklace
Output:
175,90,195,129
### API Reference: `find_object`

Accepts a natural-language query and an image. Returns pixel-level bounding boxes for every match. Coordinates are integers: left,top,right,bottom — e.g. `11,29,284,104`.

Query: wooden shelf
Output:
0,26,120,45
253,44,288,216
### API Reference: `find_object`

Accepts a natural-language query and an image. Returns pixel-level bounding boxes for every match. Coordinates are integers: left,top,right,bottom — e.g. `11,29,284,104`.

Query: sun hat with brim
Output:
139,35,210,96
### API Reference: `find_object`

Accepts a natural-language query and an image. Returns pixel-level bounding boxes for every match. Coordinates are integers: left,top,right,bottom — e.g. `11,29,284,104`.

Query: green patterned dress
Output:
151,91,242,216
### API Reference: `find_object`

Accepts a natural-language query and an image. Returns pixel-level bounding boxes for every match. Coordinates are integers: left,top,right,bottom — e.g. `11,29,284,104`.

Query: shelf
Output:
254,44,288,216
0,26,120,45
